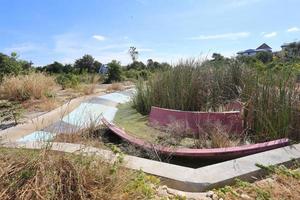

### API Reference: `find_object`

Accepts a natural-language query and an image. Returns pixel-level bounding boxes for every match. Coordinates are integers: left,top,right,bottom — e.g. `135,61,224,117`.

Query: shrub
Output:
0,53,22,81
56,73,80,89
0,73,57,101
105,60,122,83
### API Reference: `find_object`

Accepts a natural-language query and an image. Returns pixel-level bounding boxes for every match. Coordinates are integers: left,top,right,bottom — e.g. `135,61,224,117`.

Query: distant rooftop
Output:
237,43,272,56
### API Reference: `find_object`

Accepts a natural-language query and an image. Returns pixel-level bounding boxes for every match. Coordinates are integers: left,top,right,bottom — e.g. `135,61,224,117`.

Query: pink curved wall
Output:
149,106,243,134
102,118,289,160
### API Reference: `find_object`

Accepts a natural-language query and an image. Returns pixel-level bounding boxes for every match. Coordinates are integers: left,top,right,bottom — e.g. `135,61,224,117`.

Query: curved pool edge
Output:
102,118,289,160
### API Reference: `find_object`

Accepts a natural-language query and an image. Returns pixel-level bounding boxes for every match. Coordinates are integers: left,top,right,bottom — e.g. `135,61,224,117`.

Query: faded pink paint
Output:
149,106,243,134
102,118,289,160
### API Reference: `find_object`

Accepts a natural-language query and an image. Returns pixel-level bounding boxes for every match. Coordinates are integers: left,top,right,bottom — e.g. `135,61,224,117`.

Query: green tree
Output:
255,51,273,64
0,52,22,81
106,60,122,83
74,54,96,73
212,53,224,61
93,60,102,73
128,47,138,62
282,42,300,60
44,61,64,73
127,61,146,70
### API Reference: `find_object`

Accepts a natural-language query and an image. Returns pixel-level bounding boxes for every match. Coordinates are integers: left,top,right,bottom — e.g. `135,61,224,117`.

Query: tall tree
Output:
74,54,95,73
128,47,138,62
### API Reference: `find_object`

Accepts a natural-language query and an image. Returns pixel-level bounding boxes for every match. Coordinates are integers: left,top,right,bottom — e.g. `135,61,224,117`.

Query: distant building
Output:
99,64,109,74
237,43,272,56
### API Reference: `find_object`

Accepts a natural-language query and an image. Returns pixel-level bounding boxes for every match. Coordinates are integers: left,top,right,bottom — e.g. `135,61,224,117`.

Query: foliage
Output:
0,52,22,81
0,100,23,124
127,61,146,70
105,60,122,83
56,73,80,89
282,41,300,60
133,58,300,141
128,46,138,62
74,54,101,73
255,51,273,63
0,147,161,200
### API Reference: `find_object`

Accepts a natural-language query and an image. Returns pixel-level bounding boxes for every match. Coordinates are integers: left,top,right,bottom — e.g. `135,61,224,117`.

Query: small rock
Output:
206,191,214,197
219,198,224,200
241,193,251,199
157,188,169,197
162,185,168,190
212,194,218,200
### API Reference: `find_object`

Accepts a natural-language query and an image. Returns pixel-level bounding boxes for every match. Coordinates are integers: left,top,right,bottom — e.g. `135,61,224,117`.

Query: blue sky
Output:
0,0,299,66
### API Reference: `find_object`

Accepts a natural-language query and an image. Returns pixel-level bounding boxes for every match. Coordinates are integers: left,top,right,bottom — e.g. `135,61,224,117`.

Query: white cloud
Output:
263,32,277,38
92,35,106,41
287,27,300,33
189,32,250,40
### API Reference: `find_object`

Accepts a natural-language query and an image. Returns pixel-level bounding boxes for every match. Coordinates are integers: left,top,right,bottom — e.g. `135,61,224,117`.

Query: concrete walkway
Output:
0,88,134,143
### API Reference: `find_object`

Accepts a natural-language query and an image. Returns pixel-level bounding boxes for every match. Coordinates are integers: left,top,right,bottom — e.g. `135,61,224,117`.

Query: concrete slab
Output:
117,89,136,97
62,103,117,127
17,131,54,142
97,93,131,104
42,120,80,134
85,97,119,107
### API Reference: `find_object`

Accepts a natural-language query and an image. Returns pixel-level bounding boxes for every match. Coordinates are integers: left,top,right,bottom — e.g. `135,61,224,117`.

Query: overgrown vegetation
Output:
0,147,161,200
133,47,300,141
216,162,300,200
0,73,57,101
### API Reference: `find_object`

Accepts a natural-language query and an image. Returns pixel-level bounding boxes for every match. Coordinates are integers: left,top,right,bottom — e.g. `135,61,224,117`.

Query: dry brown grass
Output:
53,123,106,149
194,123,243,148
0,147,160,200
81,75,101,95
37,98,59,112
0,73,57,101
106,82,123,92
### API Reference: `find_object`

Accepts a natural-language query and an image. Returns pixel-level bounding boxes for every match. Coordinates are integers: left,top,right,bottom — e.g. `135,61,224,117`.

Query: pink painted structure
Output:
102,118,289,160
149,106,243,134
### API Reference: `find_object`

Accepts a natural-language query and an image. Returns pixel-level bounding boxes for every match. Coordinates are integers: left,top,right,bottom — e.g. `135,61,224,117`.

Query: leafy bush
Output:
0,53,22,81
56,73,80,89
105,60,122,83
0,73,57,101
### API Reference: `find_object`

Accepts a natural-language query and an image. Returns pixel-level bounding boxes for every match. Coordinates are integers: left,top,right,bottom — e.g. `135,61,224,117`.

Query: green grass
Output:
114,103,160,143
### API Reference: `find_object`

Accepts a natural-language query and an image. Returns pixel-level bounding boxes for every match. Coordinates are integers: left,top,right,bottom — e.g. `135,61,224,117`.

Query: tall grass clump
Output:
242,66,300,141
133,59,243,114
133,58,300,141
0,73,57,101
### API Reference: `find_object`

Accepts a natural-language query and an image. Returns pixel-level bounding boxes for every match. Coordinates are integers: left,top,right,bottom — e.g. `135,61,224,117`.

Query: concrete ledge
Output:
3,141,300,192
102,118,289,160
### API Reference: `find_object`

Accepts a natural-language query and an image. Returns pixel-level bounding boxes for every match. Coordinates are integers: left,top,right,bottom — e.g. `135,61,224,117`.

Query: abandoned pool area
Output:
1,88,300,192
